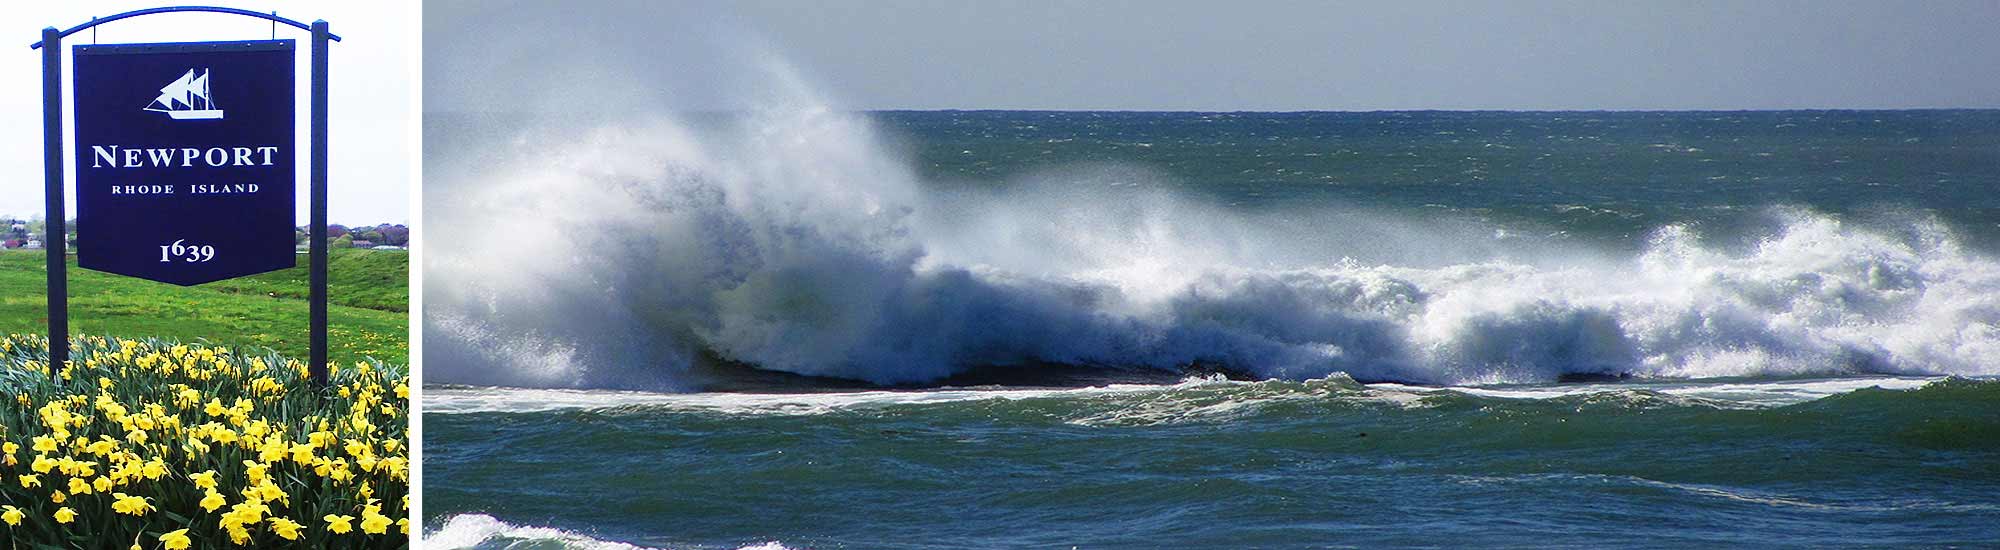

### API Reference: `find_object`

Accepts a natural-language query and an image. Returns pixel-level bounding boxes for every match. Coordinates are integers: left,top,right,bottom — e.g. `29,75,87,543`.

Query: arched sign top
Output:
29,5,342,49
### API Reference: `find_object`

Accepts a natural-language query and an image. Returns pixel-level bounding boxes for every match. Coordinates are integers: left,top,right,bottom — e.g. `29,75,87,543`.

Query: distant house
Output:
24,240,43,249
349,240,375,248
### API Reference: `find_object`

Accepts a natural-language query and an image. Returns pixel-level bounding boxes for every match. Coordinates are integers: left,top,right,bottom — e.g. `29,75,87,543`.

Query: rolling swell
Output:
424,103,2000,390
423,377,2000,548
422,378,2000,480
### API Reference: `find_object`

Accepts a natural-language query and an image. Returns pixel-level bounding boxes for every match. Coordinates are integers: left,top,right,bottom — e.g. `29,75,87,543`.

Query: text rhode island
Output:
108,183,262,195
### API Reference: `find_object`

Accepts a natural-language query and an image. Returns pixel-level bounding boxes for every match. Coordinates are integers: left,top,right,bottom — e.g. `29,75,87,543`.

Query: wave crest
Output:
425,101,2000,390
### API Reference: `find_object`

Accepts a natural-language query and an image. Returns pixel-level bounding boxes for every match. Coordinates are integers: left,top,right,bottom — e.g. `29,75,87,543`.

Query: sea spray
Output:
425,97,2000,389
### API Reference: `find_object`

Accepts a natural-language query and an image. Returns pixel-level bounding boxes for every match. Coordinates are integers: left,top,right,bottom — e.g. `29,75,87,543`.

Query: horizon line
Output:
427,106,2000,115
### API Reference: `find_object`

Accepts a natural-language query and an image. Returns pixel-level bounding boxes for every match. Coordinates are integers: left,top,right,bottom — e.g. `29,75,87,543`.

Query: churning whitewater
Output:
425,97,2000,390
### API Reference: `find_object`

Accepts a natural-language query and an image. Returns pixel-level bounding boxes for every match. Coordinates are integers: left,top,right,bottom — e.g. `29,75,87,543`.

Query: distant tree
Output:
356,230,384,243
332,234,354,249
327,224,349,239
378,225,409,246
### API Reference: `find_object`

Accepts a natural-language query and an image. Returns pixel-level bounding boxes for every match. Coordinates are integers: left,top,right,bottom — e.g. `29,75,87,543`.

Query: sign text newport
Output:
73,40,296,286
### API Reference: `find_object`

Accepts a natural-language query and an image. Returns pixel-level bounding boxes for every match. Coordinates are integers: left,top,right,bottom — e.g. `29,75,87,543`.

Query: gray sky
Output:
4,0,412,224
427,0,2000,113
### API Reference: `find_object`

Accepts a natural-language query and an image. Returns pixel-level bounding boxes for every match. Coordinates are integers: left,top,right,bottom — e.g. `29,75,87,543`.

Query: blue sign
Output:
72,40,296,286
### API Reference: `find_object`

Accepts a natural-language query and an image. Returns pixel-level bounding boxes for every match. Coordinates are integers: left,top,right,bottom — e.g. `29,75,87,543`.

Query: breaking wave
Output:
424,81,2000,391
426,514,793,550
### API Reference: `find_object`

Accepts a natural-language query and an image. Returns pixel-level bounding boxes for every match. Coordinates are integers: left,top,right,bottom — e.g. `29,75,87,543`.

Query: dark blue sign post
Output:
34,7,339,385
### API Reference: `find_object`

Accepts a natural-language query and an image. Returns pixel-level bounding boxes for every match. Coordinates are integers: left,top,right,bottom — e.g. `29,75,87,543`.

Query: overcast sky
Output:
4,0,411,224
428,0,2000,114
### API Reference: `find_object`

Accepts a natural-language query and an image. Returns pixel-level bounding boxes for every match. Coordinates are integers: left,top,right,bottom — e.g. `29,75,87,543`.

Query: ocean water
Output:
422,108,2000,548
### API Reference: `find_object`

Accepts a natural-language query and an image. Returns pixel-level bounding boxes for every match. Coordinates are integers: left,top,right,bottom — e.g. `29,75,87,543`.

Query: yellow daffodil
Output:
189,469,218,490
110,492,152,516
1,505,22,526
256,480,289,505
176,387,201,408
270,517,305,540
200,489,227,512
291,442,318,464
244,461,271,485
358,500,394,534
361,510,393,534
53,507,76,524
158,528,192,550
324,513,355,534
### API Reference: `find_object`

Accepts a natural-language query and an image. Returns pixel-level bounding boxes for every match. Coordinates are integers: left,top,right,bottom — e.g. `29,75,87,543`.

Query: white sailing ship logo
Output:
143,68,224,120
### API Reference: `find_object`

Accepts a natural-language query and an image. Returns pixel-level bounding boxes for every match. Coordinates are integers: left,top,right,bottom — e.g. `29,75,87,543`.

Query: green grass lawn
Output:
0,248,406,365
205,248,410,312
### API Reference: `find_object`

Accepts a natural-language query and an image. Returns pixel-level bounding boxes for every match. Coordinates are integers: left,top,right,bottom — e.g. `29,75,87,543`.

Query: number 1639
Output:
159,239,216,263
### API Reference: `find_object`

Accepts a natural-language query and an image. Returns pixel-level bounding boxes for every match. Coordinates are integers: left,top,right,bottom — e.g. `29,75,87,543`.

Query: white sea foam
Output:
426,57,2000,390
424,375,1954,416
426,514,795,550
426,514,649,550
425,376,1235,415
1368,375,1941,407
1456,473,2000,514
